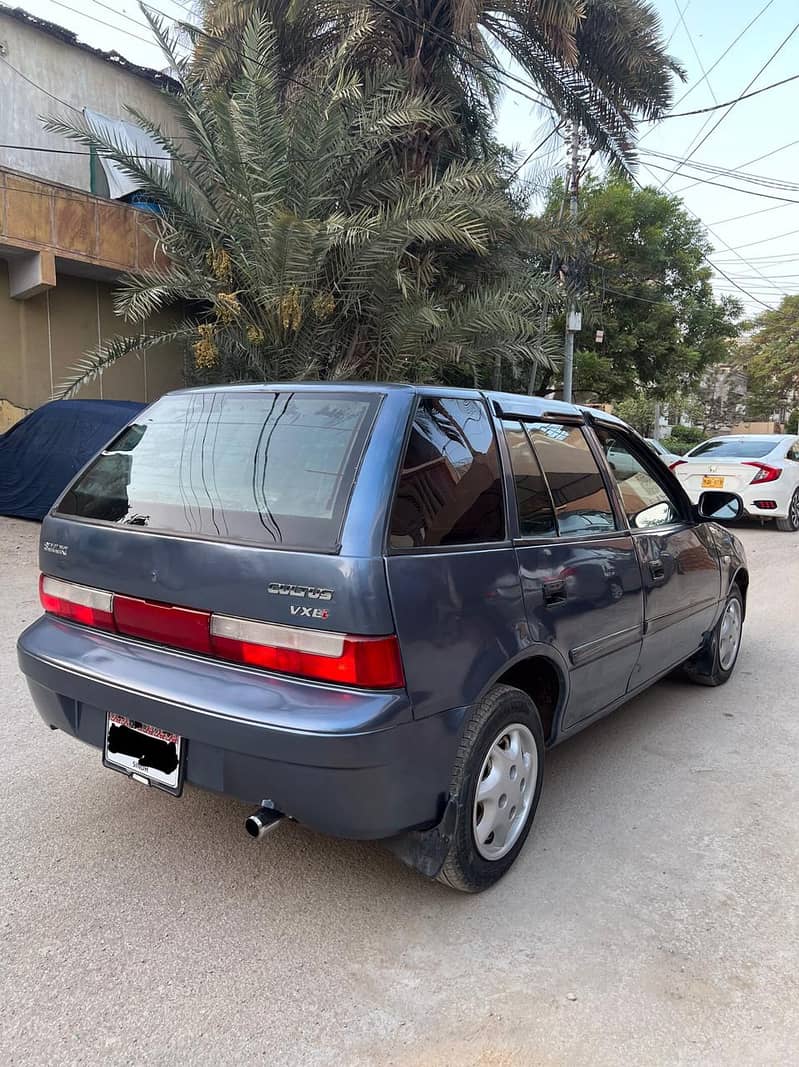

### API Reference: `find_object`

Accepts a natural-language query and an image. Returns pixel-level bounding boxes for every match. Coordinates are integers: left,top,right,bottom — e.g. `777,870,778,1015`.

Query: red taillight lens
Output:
669,460,686,471
39,575,115,630
38,575,405,690
745,462,781,484
210,615,405,689
113,595,213,655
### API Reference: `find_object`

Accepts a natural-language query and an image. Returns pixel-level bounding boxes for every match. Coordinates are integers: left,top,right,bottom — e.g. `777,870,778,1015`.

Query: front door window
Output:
595,428,682,529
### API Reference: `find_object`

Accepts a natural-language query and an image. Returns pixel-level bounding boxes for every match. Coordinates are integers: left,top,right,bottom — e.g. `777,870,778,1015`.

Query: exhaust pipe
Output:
245,806,284,839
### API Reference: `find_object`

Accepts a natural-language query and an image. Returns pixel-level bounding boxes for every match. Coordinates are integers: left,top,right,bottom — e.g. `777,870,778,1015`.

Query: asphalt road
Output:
2,516,798,1066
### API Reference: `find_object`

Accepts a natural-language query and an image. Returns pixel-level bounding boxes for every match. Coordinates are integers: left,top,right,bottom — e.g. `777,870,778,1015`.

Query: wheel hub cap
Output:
472,723,537,861
718,597,742,671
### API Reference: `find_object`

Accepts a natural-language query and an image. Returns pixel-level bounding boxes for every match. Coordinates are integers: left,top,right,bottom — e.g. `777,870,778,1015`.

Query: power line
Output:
670,137,799,197
87,0,171,37
0,54,80,112
708,203,795,226
364,0,554,113
630,167,778,310
657,22,799,190
641,151,799,193
672,0,720,110
664,71,799,118
0,142,170,159
663,0,690,49
645,153,799,190
642,0,778,138
641,161,799,204
46,0,159,48
508,122,564,179
710,226,799,253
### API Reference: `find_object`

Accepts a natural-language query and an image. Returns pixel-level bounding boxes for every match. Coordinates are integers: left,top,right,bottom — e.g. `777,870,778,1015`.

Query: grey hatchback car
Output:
18,384,748,891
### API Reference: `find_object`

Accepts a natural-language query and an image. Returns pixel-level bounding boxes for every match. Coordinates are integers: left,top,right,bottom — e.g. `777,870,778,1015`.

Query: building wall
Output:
0,261,183,428
0,11,180,191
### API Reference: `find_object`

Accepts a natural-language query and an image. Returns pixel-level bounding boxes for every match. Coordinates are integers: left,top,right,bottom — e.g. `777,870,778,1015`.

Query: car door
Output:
500,416,644,731
592,422,722,686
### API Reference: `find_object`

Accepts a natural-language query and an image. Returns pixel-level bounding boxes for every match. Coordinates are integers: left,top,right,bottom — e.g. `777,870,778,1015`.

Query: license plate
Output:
702,476,725,489
103,714,184,795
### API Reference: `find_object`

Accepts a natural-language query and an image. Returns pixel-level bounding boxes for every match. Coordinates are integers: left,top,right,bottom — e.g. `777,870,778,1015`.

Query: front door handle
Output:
649,559,665,582
542,578,568,605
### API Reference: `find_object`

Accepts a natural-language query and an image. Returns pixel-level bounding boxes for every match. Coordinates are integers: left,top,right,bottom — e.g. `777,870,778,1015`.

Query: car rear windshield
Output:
57,390,379,551
688,438,779,459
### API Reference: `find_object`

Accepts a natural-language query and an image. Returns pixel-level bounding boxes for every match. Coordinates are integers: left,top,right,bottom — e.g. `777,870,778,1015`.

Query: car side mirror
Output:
696,490,743,522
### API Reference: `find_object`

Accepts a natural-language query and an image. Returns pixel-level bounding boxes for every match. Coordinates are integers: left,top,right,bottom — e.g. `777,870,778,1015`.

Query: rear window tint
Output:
688,438,779,459
389,397,504,549
57,391,379,551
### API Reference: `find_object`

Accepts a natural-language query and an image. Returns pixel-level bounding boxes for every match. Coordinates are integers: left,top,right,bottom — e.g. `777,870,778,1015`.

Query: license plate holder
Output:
103,713,184,796
702,475,725,489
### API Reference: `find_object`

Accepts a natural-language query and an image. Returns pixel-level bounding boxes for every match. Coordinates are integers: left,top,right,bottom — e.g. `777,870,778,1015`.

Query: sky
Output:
10,0,799,318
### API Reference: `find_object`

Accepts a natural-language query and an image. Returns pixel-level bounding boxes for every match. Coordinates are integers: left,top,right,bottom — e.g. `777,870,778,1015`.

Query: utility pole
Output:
562,122,581,404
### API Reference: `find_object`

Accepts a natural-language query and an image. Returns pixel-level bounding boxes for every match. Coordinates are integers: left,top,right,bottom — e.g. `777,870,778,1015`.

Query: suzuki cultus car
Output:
18,385,748,891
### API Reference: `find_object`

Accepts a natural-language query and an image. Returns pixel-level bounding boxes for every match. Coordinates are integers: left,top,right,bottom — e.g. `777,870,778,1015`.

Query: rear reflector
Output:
753,500,778,509
210,615,404,689
39,575,405,689
39,575,115,630
114,595,213,655
745,462,781,484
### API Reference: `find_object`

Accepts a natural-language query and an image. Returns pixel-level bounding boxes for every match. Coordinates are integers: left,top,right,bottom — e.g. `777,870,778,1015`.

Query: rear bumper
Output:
17,616,466,840
684,485,791,518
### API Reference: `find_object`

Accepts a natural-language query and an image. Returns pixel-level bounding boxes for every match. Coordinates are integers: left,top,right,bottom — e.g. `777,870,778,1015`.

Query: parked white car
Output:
671,434,799,531
645,438,680,467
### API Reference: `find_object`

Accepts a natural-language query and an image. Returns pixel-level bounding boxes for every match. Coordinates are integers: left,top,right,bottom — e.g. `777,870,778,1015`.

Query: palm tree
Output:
194,0,681,167
45,14,562,398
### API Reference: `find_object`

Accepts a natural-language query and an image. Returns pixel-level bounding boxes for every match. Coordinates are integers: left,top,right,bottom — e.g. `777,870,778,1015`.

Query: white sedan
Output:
671,434,799,531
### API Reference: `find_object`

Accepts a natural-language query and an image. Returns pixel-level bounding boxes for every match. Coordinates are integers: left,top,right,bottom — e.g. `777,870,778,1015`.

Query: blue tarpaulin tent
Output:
0,399,145,521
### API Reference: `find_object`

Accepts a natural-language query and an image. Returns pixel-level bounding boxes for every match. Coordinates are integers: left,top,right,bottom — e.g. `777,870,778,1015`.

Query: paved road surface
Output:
2,516,797,1066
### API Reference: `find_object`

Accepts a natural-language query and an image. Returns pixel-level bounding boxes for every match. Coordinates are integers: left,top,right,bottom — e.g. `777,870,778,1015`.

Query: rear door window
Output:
525,422,617,536
501,421,556,537
389,397,505,549
57,391,379,552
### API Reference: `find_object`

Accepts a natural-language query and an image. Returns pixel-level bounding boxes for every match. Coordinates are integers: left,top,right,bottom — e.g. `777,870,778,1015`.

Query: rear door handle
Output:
542,579,568,605
649,559,665,582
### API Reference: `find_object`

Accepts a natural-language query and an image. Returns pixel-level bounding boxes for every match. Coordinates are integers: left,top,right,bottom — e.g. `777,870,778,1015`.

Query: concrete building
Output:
0,5,183,430
699,363,748,434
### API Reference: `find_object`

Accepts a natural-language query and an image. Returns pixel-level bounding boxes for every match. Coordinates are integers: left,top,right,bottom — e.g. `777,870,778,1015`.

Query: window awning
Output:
83,108,172,200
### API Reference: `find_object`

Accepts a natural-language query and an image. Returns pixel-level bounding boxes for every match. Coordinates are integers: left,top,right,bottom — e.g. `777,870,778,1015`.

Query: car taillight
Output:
113,595,213,655
210,615,405,689
39,575,116,630
745,462,781,484
669,460,686,471
38,575,404,689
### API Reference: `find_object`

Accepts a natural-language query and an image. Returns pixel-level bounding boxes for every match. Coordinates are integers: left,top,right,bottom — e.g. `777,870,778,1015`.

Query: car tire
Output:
775,489,799,532
437,684,545,893
683,585,744,687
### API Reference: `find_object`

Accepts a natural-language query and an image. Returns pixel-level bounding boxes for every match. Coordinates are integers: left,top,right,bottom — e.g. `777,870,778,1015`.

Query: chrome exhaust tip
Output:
245,807,284,839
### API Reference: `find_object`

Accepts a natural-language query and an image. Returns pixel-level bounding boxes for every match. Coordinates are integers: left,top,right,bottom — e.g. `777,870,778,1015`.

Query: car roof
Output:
702,433,794,442
164,382,606,422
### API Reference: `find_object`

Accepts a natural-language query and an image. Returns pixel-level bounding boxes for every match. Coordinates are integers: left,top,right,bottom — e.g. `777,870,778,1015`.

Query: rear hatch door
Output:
41,388,397,637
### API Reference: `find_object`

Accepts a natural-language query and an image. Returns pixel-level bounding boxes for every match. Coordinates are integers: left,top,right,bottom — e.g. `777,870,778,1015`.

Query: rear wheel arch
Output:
732,567,749,617
489,653,567,746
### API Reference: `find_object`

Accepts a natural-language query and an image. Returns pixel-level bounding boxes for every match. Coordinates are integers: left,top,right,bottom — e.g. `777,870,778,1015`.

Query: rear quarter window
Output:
57,391,379,552
389,397,505,549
